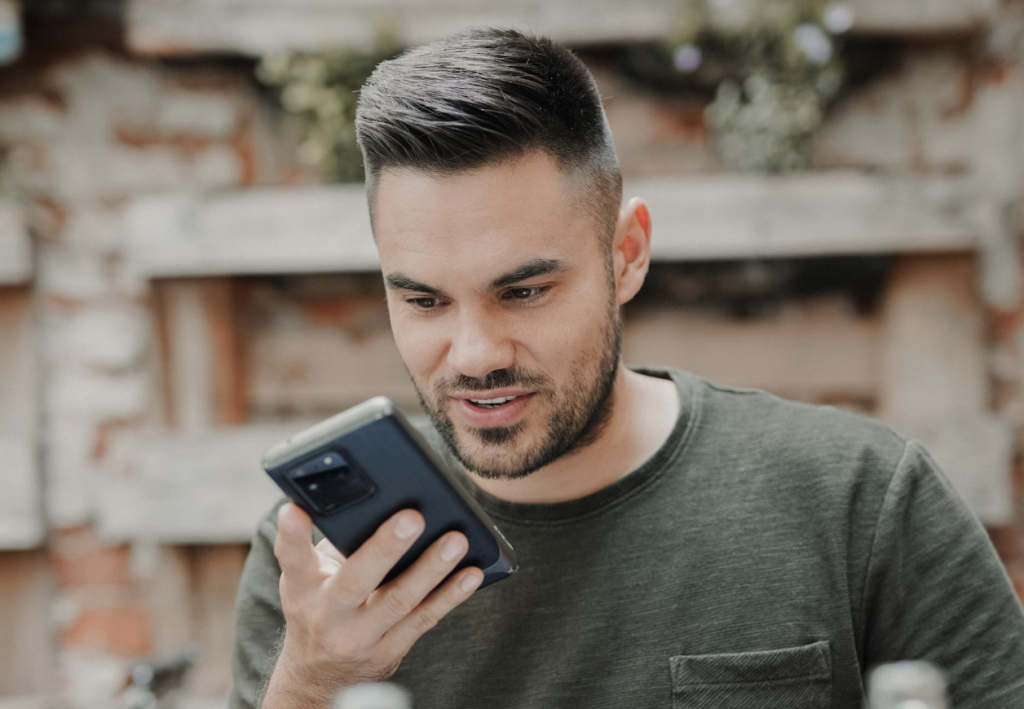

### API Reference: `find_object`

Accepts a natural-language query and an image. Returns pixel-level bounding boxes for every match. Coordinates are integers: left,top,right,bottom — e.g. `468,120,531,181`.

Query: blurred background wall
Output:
1,0,1023,707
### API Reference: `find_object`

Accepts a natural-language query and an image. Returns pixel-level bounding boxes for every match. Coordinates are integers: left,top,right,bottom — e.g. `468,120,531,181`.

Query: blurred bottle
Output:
867,661,949,709
333,683,413,709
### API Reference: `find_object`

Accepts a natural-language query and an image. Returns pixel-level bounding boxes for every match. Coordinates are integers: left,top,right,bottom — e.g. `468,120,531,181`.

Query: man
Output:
230,29,1024,709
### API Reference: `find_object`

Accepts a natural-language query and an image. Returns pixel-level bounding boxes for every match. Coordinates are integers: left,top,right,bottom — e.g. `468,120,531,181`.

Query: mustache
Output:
434,367,552,393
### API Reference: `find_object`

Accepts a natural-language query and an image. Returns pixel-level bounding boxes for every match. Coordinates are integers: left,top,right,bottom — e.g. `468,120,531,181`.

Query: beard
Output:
413,311,623,480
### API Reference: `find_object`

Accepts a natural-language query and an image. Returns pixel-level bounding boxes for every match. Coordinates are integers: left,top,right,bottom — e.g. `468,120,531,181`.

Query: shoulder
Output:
695,375,906,465
666,371,911,512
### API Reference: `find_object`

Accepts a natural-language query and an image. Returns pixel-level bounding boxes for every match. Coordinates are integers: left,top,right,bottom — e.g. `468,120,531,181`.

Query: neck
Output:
468,366,680,504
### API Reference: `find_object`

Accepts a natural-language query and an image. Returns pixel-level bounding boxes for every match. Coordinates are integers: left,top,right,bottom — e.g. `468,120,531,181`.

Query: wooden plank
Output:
188,545,248,696
126,186,378,278
125,174,980,278
0,202,31,286
246,288,880,415
851,0,997,35
0,290,42,549
876,254,1013,525
0,551,52,696
125,0,998,57
897,415,1015,527
144,544,248,695
247,297,420,417
146,545,194,655
0,438,42,549
0,699,48,709
156,279,245,431
159,280,216,430
205,280,246,426
125,0,694,56
97,425,296,543
623,303,880,403
639,174,978,261
877,255,987,421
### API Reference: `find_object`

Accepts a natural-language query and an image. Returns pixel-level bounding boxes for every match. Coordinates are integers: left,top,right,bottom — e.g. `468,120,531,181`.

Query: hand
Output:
262,503,484,709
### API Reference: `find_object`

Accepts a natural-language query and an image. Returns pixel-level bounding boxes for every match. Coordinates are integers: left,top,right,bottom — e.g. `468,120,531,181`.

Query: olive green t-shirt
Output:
229,369,1024,708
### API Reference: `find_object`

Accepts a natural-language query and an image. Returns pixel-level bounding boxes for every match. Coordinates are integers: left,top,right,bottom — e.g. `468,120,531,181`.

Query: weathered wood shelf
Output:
0,291,42,549
97,425,297,544
639,174,979,260
99,253,1013,540
126,185,379,278
125,173,981,279
0,202,31,286
0,438,43,549
126,0,998,57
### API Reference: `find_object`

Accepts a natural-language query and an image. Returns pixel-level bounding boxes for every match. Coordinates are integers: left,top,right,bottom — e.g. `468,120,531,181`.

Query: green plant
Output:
672,0,852,172
256,39,402,182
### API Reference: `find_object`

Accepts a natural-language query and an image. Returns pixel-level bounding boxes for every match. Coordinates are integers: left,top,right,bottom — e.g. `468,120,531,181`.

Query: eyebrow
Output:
489,258,568,290
384,273,441,295
383,257,568,296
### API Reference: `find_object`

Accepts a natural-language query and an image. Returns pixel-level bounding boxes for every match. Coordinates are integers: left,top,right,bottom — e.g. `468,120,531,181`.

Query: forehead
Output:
372,153,599,282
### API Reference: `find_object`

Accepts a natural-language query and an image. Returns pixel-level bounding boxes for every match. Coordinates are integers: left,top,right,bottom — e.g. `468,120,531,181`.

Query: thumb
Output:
274,502,321,582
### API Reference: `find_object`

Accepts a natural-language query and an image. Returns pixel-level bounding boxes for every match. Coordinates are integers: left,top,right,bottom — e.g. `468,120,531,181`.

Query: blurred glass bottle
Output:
334,683,413,709
867,661,949,709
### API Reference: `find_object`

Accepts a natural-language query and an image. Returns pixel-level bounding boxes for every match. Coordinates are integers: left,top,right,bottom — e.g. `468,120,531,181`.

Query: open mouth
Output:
468,395,518,409
455,391,533,427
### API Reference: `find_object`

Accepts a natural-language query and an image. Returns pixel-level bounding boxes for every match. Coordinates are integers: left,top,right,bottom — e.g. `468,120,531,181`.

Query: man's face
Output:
374,152,623,479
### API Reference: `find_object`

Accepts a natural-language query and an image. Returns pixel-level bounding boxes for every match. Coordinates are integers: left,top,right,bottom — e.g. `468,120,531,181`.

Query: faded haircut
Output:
355,28,623,245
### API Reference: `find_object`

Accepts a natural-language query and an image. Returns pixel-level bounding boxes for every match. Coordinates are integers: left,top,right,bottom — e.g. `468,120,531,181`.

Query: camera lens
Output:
289,454,376,515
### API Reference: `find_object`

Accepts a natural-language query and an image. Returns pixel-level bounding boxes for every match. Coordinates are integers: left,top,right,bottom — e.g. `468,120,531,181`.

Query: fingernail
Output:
440,537,464,562
279,507,301,536
394,514,422,540
461,573,482,593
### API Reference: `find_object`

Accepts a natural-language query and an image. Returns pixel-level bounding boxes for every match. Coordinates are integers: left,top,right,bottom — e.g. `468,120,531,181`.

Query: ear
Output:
611,197,652,305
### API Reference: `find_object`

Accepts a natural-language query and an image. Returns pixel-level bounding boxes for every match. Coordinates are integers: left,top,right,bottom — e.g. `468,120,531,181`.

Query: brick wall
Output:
0,2,1022,707
0,6,312,704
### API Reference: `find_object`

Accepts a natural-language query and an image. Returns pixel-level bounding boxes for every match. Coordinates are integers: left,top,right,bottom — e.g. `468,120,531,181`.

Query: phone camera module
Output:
288,451,376,515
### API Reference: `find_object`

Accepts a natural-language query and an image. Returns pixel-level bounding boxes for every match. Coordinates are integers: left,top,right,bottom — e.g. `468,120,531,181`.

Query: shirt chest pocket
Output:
670,641,832,709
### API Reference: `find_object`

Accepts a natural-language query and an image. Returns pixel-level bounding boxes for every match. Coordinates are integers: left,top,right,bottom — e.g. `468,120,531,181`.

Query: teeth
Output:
469,395,517,407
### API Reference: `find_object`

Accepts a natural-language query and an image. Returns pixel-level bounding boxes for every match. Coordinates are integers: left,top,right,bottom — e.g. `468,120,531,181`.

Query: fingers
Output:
281,505,479,652
313,538,346,576
324,510,426,601
274,503,321,583
376,566,484,659
273,504,482,691
315,537,347,565
363,530,473,634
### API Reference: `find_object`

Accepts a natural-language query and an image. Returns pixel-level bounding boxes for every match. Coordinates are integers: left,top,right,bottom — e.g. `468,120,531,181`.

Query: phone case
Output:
262,396,518,589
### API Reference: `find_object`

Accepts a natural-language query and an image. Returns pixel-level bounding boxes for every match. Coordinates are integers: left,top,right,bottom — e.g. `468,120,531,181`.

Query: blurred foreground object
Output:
120,646,201,709
334,683,412,709
0,0,20,65
867,661,949,709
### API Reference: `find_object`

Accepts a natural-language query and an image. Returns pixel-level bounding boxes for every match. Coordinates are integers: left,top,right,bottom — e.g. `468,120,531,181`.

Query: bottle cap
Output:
333,683,413,709
867,661,948,708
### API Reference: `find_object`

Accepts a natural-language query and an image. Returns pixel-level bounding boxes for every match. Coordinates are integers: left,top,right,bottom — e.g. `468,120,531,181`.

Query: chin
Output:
454,423,544,480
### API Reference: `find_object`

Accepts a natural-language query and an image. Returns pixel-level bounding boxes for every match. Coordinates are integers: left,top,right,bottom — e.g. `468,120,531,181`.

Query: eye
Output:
406,296,442,310
501,285,549,303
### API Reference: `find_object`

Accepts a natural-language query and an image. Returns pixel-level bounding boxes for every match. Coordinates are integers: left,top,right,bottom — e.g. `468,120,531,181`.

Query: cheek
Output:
526,291,612,365
389,314,447,382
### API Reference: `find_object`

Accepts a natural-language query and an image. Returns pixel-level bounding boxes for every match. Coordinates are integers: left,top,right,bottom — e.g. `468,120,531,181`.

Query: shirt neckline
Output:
462,367,702,526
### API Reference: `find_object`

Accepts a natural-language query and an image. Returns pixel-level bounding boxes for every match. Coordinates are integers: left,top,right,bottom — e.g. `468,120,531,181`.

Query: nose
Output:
447,307,516,380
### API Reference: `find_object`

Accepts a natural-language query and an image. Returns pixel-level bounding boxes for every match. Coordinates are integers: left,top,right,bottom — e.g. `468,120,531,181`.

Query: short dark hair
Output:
355,28,622,243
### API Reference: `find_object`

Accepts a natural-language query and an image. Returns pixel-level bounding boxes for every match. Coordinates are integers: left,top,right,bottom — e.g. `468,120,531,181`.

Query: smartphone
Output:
262,396,518,589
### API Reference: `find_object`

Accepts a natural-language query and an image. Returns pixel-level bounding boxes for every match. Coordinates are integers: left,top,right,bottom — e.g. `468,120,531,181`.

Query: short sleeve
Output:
862,440,1024,707
229,500,288,709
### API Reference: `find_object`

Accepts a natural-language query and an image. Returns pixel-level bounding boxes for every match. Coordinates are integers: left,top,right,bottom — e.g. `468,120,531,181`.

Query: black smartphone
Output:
262,396,518,589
